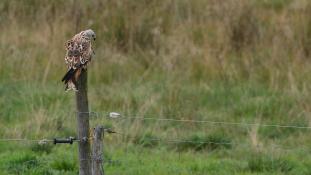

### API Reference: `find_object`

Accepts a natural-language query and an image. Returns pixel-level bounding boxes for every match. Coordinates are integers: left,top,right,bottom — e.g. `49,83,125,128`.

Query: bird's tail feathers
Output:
61,68,77,84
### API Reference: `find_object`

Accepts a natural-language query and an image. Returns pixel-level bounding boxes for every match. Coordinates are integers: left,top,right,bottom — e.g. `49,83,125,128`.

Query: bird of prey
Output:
61,29,96,91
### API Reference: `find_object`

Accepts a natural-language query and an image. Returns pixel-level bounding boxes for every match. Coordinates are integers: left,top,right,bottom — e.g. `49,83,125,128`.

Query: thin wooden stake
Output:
92,126,104,175
76,69,92,175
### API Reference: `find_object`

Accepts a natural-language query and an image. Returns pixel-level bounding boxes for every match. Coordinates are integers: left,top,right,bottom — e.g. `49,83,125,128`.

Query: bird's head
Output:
84,29,96,41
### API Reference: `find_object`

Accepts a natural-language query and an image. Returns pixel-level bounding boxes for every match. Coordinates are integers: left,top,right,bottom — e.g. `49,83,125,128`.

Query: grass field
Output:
1,0,311,174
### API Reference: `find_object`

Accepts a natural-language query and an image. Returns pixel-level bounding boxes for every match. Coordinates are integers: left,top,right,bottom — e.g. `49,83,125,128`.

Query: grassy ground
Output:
1,0,311,174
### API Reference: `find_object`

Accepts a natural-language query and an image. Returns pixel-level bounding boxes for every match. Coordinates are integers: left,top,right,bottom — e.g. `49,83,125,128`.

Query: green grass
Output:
0,80,310,174
1,0,311,174
1,142,311,175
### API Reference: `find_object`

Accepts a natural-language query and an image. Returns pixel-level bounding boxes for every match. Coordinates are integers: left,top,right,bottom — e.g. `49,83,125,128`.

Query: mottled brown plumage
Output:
62,29,96,91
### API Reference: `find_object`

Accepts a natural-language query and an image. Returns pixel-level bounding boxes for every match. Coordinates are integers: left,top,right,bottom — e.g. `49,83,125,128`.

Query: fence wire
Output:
109,130,311,153
0,138,53,144
0,138,80,145
1,111,310,174
79,111,311,130
1,133,309,154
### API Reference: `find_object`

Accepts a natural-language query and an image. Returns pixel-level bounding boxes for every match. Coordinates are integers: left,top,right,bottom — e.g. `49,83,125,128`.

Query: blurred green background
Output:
1,0,311,174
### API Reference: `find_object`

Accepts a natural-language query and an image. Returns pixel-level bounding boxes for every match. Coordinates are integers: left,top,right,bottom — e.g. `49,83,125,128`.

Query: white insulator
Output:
109,112,121,118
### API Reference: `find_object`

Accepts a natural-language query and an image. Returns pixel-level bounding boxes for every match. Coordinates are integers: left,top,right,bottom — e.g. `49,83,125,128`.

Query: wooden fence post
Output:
76,69,92,175
92,126,104,175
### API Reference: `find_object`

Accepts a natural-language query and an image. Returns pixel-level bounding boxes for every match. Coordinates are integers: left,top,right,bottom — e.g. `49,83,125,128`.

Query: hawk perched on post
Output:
61,29,96,91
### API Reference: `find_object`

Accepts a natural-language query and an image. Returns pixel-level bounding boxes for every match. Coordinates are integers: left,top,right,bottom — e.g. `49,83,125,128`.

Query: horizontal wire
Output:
0,138,53,142
1,133,308,153
137,137,234,145
113,131,236,146
111,130,311,152
7,111,309,130
80,111,311,130
96,112,311,129
120,133,233,145
123,116,311,129
0,138,80,144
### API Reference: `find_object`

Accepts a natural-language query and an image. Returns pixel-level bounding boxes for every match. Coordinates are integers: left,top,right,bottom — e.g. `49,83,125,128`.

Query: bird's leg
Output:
65,82,69,91
71,78,78,91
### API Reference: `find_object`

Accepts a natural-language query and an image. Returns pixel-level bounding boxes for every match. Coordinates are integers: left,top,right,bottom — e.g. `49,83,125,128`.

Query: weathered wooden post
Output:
92,126,104,175
76,69,92,175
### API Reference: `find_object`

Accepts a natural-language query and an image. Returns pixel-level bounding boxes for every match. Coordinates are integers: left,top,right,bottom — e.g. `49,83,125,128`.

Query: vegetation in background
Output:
1,0,311,174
